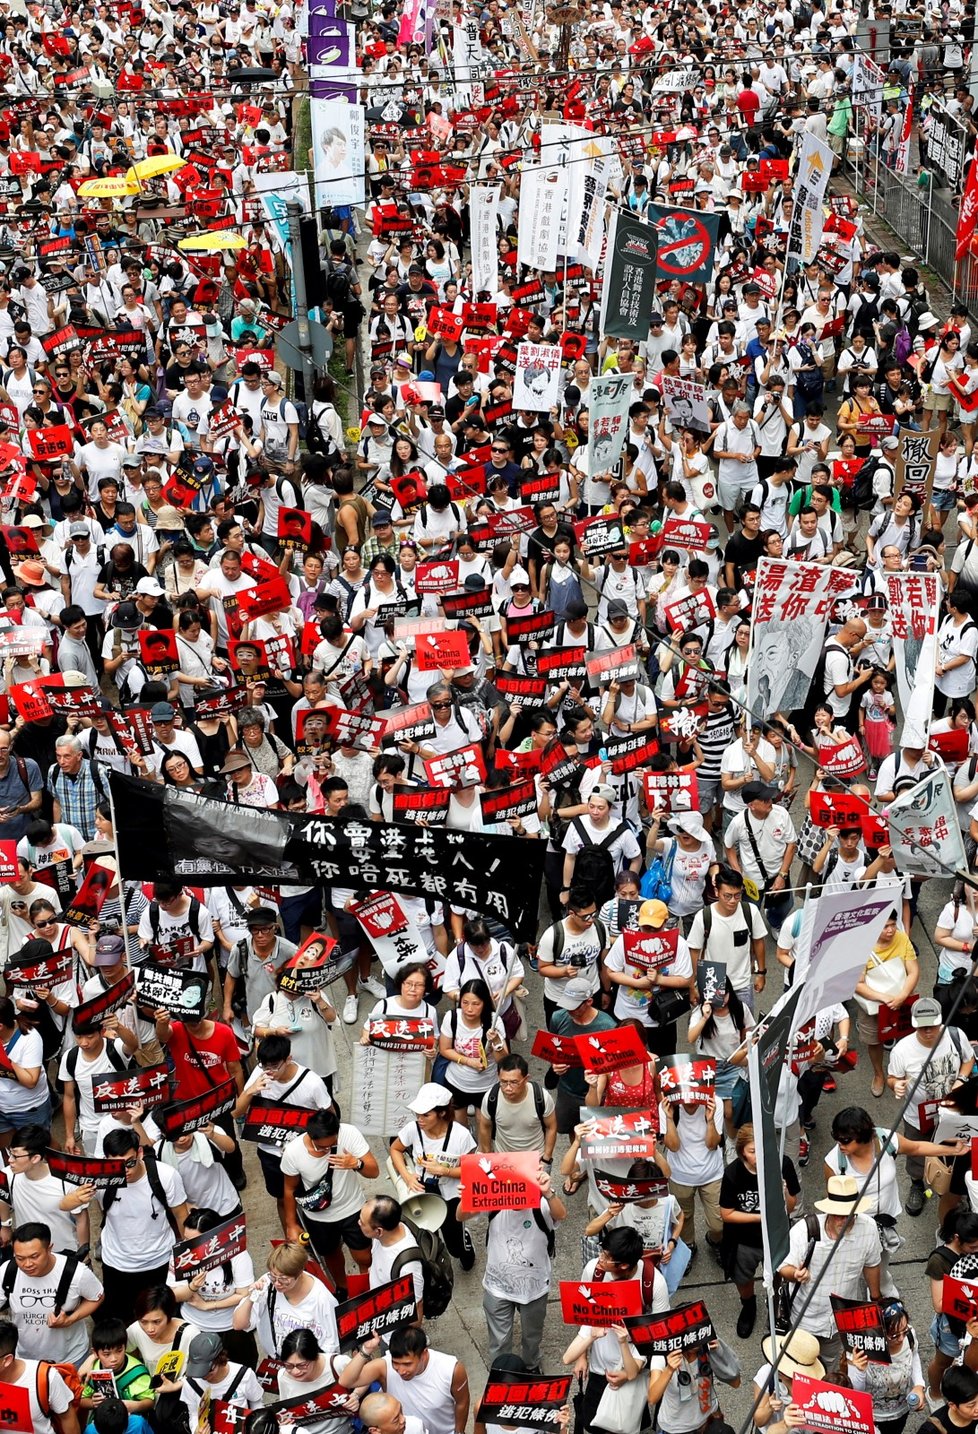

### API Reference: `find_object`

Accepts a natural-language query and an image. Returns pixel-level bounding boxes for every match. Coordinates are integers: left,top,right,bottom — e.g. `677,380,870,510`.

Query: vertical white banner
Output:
568,128,611,269
517,163,563,271
587,370,633,472
888,765,966,878
470,185,500,296
310,99,365,206
883,571,940,746
790,132,832,264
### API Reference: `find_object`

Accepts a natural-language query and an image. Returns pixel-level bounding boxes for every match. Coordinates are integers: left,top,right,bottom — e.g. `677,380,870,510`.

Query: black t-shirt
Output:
723,531,765,587
527,522,576,576
921,1413,978,1434
719,1156,800,1247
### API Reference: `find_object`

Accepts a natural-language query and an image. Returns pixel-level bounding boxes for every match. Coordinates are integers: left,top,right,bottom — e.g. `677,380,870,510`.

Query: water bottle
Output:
907,1393,923,1412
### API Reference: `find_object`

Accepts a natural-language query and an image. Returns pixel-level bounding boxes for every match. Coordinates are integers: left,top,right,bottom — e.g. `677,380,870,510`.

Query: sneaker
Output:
526,945,539,971
358,975,387,999
800,1118,816,1131
905,1181,926,1216
927,1393,943,1414
460,1227,475,1271
822,1075,837,1093
798,1135,810,1168
736,1299,757,1339
342,993,359,1024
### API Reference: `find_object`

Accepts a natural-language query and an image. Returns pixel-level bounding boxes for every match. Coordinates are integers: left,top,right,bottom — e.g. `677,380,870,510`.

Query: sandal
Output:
563,1173,584,1196
871,1076,885,1098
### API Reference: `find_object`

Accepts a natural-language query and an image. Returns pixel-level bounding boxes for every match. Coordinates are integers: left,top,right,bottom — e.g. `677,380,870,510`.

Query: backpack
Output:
36,1360,84,1420
570,816,629,907
548,913,608,963
149,896,203,945
905,291,930,338
837,455,882,513
390,1217,455,1318
101,1147,181,1235
598,1254,661,1311
487,1205,555,1257
324,261,353,308
306,404,342,464
65,1041,129,1083
700,895,754,951
485,1079,547,1138
893,325,913,366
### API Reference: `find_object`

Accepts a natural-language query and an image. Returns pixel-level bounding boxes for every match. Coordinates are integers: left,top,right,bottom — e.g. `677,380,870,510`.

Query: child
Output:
859,669,896,777
583,1156,691,1296
92,1397,152,1434
79,1319,154,1424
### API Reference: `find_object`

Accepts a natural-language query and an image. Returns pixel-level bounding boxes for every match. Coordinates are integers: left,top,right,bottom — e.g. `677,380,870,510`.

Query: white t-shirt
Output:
664,1100,724,1185
687,901,767,992
96,1163,187,1271
0,1027,46,1115
280,1125,371,1224
6,1254,104,1364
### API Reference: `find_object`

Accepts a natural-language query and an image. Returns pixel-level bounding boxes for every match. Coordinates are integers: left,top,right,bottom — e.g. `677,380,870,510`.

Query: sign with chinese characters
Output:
747,559,858,719
352,1042,426,1137
888,766,966,878
790,1374,874,1434
600,209,659,340
643,771,699,813
45,1149,127,1188
622,928,679,971
660,376,711,435
336,1276,417,1352
242,1099,314,1146
593,1170,669,1203
155,1080,238,1139
135,964,209,1022
477,1376,573,1431
513,342,562,413
92,1065,170,1113
884,569,941,745
659,1055,716,1104
172,1213,248,1277
831,1295,891,1363
894,427,939,505
587,371,633,473
928,105,966,188
351,892,430,980
625,1299,714,1352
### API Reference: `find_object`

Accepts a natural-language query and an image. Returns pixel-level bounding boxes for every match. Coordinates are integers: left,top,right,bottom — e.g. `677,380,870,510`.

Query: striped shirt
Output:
698,703,736,779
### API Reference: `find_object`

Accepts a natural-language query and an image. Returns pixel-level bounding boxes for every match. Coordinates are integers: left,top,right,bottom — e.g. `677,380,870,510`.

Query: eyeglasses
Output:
491,446,508,453
123,1157,140,1170
571,910,596,922
283,1360,311,1372
430,701,452,710
34,918,56,928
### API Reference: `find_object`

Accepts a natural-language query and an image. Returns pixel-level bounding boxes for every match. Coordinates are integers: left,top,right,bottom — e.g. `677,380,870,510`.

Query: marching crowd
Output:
1,4,978,1434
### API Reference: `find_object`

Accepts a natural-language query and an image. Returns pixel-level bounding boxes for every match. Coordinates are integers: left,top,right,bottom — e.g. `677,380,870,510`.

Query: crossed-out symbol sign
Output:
652,212,713,277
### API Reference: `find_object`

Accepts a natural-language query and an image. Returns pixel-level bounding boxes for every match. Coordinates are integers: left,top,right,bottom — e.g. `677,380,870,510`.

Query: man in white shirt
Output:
5,1223,104,1365
687,866,767,1008
725,782,797,933
887,996,973,1213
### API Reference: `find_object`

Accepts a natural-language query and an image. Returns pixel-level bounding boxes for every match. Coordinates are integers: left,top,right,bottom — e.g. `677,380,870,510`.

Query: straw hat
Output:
761,1330,825,1380
814,1174,873,1216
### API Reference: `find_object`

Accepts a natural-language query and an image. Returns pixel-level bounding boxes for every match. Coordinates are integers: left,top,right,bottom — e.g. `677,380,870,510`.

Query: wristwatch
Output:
355,1158,365,1173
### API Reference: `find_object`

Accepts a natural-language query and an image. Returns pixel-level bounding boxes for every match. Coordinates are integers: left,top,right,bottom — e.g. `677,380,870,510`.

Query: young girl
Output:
540,538,591,622
928,431,964,531
860,669,896,778
687,980,753,1139
437,977,508,1127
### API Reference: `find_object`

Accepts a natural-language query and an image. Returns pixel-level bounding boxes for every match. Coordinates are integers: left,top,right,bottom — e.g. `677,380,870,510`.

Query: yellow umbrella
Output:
77,176,140,198
127,155,188,182
178,231,248,252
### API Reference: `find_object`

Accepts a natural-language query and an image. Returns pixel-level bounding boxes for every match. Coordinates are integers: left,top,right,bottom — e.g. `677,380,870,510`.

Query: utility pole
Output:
286,199,317,402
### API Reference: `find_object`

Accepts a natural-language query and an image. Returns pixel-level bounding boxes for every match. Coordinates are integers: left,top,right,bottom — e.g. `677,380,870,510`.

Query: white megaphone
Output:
401,1192,448,1232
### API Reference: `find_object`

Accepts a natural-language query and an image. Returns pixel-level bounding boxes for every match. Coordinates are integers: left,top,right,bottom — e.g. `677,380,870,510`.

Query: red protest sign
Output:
559,1280,643,1327
424,743,486,790
138,629,179,675
929,727,970,762
459,1151,542,1214
26,425,74,462
0,840,18,883
622,928,680,971
817,736,867,779
660,518,713,552
791,1375,874,1434
944,1274,978,1321
237,575,293,621
9,679,53,723
643,770,699,814
63,859,115,927
578,1024,650,1073
415,560,460,595
531,1030,585,1067
277,508,314,552
415,630,470,671
809,790,871,828
365,1016,436,1053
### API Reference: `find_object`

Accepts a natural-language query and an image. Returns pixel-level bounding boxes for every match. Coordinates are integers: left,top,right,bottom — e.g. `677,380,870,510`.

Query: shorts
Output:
924,391,952,413
930,1311,962,1357
855,1005,880,1045
302,1209,371,1256
717,476,754,512
727,1239,763,1286
443,1076,486,1112
932,488,958,511
697,776,721,815
0,1097,51,1134
258,1145,286,1198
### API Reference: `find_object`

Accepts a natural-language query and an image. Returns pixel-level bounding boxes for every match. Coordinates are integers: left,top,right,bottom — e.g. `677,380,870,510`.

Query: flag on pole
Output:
791,887,898,1031
599,209,659,340
788,133,833,264
883,571,941,747
895,87,914,176
746,559,858,719
888,765,967,878
748,988,801,1285
957,157,978,262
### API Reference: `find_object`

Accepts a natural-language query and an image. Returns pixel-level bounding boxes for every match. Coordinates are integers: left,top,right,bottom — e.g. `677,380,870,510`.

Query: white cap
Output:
135,577,164,597
510,566,530,586
407,1083,454,1114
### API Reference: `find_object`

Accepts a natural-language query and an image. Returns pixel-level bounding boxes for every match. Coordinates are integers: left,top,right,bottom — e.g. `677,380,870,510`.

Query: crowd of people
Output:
0,4,977,1434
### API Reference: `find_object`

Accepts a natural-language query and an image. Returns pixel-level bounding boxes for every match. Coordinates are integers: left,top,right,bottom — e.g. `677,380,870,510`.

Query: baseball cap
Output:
150,701,176,721
742,780,778,802
637,899,669,928
94,935,125,965
554,977,595,1010
185,1332,224,1378
408,1083,454,1114
135,578,164,597
912,997,943,1028
607,600,630,619
68,522,89,538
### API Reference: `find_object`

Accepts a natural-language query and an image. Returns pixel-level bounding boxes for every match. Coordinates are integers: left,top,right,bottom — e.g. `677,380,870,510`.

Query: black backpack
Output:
570,816,628,906
838,455,882,512
306,406,342,465
485,1079,547,1138
390,1217,455,1319
101,1148,181,1235
324,261,353,307
148,896,203,945
1,1250,78,1315
487,1206,555,1256
65,1042,130,1083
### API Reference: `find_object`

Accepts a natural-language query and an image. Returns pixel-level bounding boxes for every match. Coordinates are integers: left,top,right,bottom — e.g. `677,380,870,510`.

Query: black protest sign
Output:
494,674,548,707
830,1295,891,1363
280,933,342,994
172,1212,248,1278
391,788,451,825
108,775,545,939
441,588,494,620
480,778,538,824
45,1149,127,1188
335,1276,417,1351
242,1099,314,1146
73,971,135,1030
135,963,209,1021
625,1299,714,1352
92,1064,171,1113
155,1079,237,1138
698,960,727,1007
478,1376,573,1431
193,688,249,720
593,1170,670,1203
506,609,556,645
6,950,73,989
265,1384,352,1426
603,210,659,340
536,647,587,681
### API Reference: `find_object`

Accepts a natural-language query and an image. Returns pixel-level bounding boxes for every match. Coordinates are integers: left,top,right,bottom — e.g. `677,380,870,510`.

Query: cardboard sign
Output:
136,628,179,675
92,1064,171,1113
0,840,18,884
424,743,486,790
660,518,714,552
336,1276,417,1352
172,1212,248,1277
441,588,494,620
809,790,871,829
415,630,470,672
559,1279,643,1327
5,950,73,989
480,778,538,824
578,1024,650,1073
380,700,436,743
62,858,115,928
477,1377,573,1431
237,575,293,622
155,1079,238,1139
365,1016,436,1053
242,1098,314,1146
495,674,548,707
537,647,587,681
391,788,451,824
10,679,54,723
626,1299,715,1352
277,508,315,554
323,707,387,753
642,770,699,814
280,933,341,994
593,1170,670,1203
698,960,727,1007
193,688,249,721
574,515,628,557
830,1295,891,1363
606,734,659,775
45,1148,127,1188
507,609,557,645
416,560,460,595
135,963,209,1021
817,736,867,778
495,748,543,775
459,1151,542,1213
622,928,680,971
586,644,638,685
664,589,716,633
790,1374,874,1434
659,1055,716,1104
929,727,971,763
531,1030,586,1067
26,425,74,462
73,971,136,1031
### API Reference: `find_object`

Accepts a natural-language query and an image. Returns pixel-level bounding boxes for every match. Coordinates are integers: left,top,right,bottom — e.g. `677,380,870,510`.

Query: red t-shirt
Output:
736,89,761,127
167,1020,240,1101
